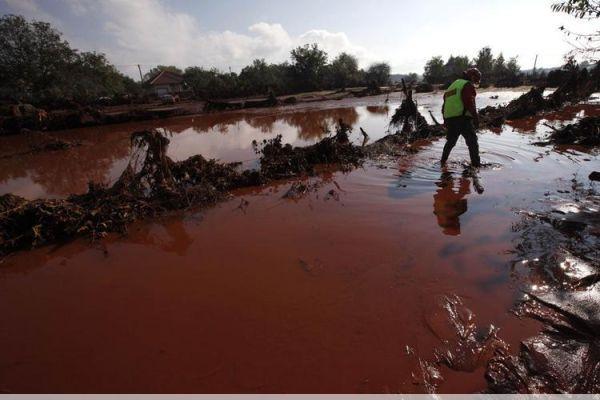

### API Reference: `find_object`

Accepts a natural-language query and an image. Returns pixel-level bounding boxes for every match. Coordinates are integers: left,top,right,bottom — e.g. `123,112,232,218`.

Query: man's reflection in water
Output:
433,170,483,235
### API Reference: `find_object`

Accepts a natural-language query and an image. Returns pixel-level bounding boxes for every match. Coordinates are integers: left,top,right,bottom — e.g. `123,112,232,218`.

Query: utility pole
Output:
138,64,144,83
533,55,538,76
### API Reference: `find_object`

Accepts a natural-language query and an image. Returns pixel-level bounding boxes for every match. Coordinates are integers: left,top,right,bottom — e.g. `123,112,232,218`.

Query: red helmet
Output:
464,68,482,84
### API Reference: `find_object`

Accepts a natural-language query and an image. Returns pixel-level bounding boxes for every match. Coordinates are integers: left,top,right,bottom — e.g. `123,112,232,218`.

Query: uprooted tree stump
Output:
389,79,444,137
0,129,260,255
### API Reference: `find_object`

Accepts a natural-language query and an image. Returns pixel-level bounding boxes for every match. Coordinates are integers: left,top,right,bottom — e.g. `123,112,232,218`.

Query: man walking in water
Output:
441,68,482,168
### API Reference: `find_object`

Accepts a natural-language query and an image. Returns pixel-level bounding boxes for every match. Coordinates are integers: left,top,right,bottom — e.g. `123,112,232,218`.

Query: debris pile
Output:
480,63,600,128
390,80,429,132
0,129,258,255
479,87,547,127
0,121,371,255
546,116,600,147
253,119,363,179
388,79,445,140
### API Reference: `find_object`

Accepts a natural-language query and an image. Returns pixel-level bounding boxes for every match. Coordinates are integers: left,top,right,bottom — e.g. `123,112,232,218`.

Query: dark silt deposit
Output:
486,178,600,393
409,177,600,393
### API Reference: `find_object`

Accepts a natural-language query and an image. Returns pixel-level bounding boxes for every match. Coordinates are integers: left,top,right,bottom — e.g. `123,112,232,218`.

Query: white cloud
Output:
3,0,60,26
66,0,375,76
298,29,373,65
63,0,91,16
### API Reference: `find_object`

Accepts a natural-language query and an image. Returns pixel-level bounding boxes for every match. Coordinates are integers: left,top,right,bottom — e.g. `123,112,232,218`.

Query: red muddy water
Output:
0,91,598,393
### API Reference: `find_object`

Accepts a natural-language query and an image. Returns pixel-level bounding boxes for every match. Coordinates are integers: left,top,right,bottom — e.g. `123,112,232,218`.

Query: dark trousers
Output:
441,117,480,167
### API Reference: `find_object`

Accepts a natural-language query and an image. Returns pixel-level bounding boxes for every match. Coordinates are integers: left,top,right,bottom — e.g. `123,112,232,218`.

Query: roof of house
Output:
148,70,184,86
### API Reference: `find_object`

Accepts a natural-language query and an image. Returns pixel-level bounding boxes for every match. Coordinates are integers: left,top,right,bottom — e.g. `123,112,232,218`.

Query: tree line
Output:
0,15,140,107
143,45,391,100
423,47,522,87
3,12,586,109
0,14,392,107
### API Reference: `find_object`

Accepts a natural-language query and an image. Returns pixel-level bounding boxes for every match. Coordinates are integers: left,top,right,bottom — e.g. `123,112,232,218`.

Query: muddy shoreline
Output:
0,87,399,137
0,84,550,137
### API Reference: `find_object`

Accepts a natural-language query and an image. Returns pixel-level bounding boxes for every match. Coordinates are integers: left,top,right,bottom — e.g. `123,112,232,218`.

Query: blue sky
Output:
1,0,593,78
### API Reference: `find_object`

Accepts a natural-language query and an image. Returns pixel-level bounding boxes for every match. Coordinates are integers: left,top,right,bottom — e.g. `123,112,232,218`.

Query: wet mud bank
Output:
487,176,600,393
407,173,600,393
0,103,200,136
0,87,397,137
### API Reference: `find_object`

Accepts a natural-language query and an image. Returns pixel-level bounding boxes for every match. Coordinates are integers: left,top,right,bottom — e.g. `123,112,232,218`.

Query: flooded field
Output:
0,91,598,393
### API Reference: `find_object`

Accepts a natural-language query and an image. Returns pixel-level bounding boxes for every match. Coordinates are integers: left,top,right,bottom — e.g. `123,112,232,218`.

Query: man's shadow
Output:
432,169,484,236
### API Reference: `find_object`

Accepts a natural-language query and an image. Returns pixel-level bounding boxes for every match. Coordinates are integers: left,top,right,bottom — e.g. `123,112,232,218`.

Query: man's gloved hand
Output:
473,118,480,130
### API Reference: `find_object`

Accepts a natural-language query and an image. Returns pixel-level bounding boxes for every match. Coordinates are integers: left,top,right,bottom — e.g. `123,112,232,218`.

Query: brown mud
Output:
0,73,599,392
386,174,600,393
0,166,546,393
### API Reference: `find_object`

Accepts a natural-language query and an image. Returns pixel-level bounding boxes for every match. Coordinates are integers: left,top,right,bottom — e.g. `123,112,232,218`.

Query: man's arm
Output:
462,83,479,128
